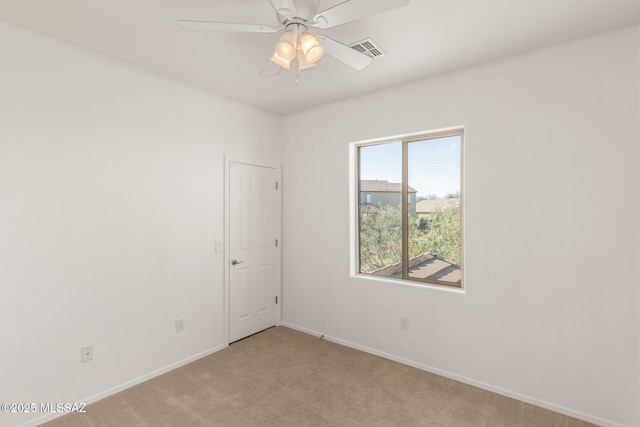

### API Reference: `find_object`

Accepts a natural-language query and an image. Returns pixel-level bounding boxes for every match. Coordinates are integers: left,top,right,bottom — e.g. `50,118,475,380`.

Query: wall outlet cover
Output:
175,319,185,333
400,317,409,331
81,345,94,363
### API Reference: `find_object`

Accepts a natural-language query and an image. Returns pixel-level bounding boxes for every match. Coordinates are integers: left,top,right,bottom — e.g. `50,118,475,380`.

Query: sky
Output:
359,135,461,198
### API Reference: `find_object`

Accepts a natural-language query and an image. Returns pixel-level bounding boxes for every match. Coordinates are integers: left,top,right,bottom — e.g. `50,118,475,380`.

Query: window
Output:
356,129,463,288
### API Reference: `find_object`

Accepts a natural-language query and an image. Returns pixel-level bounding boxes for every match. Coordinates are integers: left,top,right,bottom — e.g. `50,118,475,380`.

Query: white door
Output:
228,162,279,342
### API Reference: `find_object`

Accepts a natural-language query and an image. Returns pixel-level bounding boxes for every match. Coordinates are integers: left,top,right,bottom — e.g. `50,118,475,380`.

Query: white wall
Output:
1,16,637,427
0,21,281,427
282,25,639,427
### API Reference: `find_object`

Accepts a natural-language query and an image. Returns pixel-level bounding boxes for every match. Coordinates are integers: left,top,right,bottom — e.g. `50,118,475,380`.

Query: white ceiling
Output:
1,0,639,115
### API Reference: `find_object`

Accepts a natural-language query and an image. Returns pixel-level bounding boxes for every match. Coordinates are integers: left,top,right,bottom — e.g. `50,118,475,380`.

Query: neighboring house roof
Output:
360,180,417,193
359,203,379,213
416,197,460,213
371,253,461,284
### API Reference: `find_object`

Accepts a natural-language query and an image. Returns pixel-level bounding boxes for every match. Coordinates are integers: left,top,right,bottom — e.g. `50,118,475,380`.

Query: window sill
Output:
350,272,466,294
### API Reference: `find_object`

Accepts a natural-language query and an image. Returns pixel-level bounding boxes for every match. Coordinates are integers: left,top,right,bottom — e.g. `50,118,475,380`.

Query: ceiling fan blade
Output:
269,0,297,19
312,0,409,29
316,36,373,70
177,20,280,33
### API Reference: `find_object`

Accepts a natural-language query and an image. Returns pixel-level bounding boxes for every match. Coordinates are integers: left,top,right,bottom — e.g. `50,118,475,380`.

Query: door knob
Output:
231,259,244,265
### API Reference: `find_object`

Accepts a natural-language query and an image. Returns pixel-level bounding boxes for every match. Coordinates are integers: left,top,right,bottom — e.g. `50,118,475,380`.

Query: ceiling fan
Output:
178,0,409,76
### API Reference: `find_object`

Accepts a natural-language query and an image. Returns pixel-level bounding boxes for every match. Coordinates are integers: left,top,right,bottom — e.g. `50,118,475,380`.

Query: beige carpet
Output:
43,326,596,426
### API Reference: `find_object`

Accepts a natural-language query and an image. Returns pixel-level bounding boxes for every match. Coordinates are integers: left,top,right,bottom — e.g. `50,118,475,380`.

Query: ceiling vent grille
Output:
350,38,386,59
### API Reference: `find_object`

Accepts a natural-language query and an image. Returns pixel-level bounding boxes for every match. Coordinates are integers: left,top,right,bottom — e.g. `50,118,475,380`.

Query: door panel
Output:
233,267,250,321
229,162,277,342
257,264,270,313
239,201,251,249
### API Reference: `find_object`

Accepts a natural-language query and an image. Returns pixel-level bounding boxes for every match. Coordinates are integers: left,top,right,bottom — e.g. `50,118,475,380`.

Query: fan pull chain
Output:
295,23,301,86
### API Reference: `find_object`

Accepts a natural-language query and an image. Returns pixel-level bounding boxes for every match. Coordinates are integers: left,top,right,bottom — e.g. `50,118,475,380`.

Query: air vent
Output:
350,38,386,59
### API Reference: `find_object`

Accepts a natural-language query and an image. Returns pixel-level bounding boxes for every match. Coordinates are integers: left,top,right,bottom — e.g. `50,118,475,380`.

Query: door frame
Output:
223,155,282,346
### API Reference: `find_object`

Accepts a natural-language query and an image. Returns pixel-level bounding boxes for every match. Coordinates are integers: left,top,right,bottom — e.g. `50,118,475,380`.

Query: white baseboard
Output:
17,344,227,427
280,322,624,427
15,322,628,427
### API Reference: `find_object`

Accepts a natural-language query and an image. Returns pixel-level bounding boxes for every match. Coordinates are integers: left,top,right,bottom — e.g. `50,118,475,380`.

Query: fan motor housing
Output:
276,0,319,23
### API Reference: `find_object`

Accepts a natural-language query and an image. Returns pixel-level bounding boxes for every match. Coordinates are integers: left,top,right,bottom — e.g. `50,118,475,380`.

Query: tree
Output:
359,203,461,273
444,191,460,199
416,194,439,202
359,205,402,272
420,206,461,264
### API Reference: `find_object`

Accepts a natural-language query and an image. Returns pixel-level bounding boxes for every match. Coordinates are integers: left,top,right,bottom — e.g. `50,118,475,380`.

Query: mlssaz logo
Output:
40,403,87,413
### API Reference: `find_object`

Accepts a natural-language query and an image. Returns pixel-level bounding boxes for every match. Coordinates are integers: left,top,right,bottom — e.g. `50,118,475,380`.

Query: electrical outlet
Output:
400,316,409,331
81,345,94,363
175,319,185,333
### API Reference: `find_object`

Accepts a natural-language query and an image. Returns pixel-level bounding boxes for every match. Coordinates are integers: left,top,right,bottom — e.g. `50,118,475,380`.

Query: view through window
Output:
357,130,463,287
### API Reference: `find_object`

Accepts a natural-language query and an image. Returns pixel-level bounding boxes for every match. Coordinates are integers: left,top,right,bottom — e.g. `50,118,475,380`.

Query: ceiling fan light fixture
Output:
275,30,297,60
296,50,317,71
180,0,410,78
300,33,325,63
271,51,291,70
